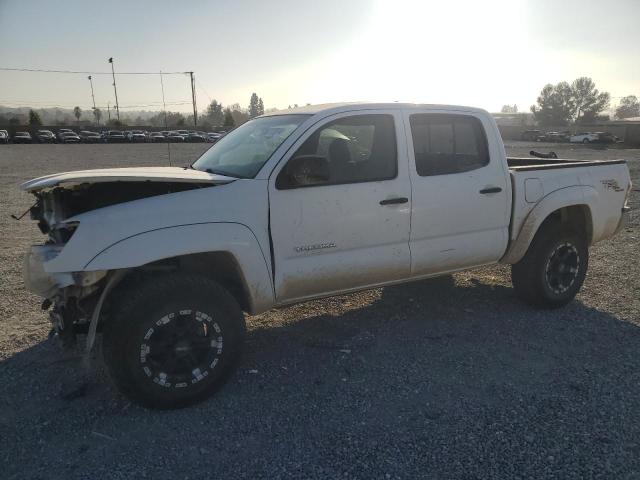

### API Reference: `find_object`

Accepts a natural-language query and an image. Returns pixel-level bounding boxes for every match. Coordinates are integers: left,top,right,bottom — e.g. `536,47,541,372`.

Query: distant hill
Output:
0,105,167,126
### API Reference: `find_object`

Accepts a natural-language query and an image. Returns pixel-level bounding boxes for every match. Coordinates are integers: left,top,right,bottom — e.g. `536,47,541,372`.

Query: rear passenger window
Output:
410,114,489,176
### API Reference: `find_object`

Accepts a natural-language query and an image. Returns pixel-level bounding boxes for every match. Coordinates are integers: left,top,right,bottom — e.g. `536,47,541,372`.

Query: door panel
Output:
269,111,411,303
406,111,510,275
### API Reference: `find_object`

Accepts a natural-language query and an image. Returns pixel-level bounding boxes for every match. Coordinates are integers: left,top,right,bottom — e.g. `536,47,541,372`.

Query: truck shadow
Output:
2,274,640,478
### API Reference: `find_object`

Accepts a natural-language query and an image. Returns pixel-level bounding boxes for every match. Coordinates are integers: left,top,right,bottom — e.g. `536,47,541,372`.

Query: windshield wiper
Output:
186,165,247,179
204,168,250,179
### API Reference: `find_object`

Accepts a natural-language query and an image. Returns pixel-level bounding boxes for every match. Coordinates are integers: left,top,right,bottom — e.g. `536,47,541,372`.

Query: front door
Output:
269,111,411,303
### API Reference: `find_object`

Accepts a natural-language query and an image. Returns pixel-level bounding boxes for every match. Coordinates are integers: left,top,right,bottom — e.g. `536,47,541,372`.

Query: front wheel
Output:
103,274,245,409
511,222,588,308
582,138,590,144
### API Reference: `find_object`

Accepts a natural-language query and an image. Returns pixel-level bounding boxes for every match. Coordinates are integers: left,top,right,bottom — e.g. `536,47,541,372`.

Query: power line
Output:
0,100,192,109
195,78,213,104
0,67,190,75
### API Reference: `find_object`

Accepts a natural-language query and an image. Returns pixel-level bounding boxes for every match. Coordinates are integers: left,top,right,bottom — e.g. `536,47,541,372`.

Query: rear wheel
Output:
103,274,245,409
582,138,590,144
511,221,588,308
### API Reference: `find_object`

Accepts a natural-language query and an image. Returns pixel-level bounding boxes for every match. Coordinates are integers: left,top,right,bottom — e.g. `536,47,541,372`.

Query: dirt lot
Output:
1,142,639,479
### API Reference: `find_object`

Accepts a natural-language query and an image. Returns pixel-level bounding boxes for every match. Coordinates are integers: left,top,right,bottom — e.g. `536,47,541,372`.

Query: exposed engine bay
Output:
30,181,212,240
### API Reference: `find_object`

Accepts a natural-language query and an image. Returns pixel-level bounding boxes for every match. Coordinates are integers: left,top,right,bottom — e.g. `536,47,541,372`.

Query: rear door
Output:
405,110,511,275
269,110,411,303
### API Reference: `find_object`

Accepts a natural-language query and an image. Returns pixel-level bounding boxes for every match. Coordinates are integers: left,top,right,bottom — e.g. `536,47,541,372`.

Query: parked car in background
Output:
104,130,126,143
207,132,224,143
537,131,570,143
35,130,56,143
79,131,103,143
594,132,619,144
13,131,32,143
0,130,10,143
57,129,77,142
58,131,81,144
521,129,541,141
187,131,206,142
570,132,598,144
167,131,185,142
149,132,167,143
175,129,190,141
126,130,147,143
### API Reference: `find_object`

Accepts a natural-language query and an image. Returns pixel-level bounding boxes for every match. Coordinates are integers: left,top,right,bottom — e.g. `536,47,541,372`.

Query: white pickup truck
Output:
21,103,631,408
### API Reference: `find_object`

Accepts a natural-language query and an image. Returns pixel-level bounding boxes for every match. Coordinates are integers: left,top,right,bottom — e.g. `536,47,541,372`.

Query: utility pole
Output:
108,57,120,121
107,101,111,122
189,71,197,127
87,75,97,124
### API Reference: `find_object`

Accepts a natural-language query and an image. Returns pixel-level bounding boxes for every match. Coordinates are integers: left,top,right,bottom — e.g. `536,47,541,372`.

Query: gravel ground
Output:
1,141,639,479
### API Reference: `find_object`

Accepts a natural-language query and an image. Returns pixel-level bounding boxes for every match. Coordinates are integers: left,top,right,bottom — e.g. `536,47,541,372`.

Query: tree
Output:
223,108,235,127
531,82,575,126
106,118,127,127
228,103,249,126
28,109,42,126
205,100,224,126
257,97,264,116
571,77,610,124
93,108,102,125
147,111,185,128
9,117,21,126
73,106,82,124
531,77,611,126
248,93,260,118
501,104,518,114
615,95,640,119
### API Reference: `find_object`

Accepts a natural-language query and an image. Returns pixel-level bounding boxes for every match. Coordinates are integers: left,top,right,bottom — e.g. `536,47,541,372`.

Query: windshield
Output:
192,114,310,178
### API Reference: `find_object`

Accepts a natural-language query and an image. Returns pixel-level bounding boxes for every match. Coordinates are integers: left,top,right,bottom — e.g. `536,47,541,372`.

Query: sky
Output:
0,0,638,115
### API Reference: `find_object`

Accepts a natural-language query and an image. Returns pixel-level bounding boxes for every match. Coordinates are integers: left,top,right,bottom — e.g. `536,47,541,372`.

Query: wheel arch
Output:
85,223,274,315
119,251,254,313
501,186,595,264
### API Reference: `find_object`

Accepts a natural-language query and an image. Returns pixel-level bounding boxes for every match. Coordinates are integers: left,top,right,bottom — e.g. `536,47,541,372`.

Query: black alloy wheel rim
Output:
545,242,580,295
139,309,223,389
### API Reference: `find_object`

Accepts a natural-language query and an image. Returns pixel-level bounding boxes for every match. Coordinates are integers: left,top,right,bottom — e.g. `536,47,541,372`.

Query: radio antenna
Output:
159,70,171,166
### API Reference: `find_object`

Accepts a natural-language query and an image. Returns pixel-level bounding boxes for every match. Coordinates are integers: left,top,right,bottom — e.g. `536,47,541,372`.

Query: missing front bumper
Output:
23,245,73,298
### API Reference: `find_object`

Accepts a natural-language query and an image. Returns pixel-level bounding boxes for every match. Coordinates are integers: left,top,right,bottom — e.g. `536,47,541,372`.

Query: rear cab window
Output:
409,114,489,176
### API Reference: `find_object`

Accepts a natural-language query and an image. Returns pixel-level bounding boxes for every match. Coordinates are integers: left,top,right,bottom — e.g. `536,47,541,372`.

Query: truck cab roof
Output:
263,102,488,117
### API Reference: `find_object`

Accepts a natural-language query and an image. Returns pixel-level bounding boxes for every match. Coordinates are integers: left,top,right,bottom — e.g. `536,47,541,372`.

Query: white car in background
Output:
570,132,598,144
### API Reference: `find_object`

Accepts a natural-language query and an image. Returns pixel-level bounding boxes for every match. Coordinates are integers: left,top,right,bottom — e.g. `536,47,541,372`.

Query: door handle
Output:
479,187,502,194
380,197,408,205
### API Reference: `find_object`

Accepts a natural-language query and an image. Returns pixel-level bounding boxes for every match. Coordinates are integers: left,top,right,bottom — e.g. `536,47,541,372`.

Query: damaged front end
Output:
20,167,232,349
23,182,201,348
23,187,109,347
24,243,109,348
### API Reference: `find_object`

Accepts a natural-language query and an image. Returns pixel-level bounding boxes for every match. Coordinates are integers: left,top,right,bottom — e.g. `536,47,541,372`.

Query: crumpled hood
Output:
21,167,235,192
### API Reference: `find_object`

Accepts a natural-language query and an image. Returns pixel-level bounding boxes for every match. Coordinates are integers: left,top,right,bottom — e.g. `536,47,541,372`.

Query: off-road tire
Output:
103,274,245,409
511,221,588,308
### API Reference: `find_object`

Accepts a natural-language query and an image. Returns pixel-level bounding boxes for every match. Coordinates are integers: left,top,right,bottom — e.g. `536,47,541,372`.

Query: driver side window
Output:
276,114,397,189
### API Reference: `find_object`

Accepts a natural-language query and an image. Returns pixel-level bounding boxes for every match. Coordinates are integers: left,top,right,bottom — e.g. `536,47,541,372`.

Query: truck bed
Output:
507,157,626,171
506,157,629,256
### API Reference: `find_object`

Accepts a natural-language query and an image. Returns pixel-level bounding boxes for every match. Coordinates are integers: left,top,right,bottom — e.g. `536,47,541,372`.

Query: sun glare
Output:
304,0,533,110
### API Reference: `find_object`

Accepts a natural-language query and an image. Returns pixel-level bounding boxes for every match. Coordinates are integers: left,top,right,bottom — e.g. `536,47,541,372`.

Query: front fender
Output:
85,222,274,313
501,186,596,264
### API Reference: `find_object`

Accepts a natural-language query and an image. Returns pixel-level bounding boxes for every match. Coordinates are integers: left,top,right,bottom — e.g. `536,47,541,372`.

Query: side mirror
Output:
277,155,330,188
